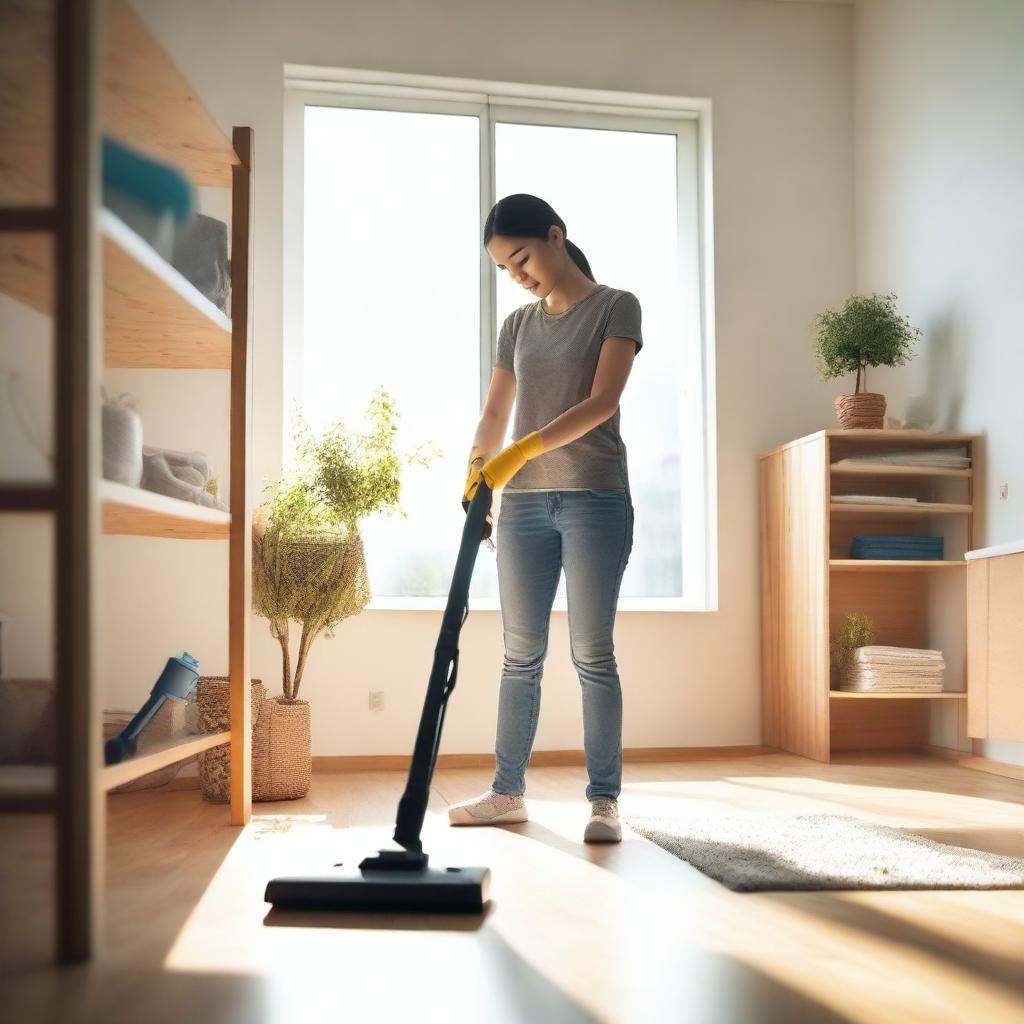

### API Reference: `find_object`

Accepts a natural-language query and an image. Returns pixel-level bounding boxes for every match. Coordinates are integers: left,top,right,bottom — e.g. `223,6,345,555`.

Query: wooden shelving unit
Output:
0,208,233,367
0,0,253,963
759,428,976,762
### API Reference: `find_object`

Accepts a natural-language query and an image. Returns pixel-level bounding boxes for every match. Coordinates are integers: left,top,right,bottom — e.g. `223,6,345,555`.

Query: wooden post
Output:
229,127,254,825
54,0,104,962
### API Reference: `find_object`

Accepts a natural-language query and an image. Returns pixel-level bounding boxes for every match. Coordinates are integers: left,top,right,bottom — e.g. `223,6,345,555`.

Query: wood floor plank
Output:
2,753,1023,1023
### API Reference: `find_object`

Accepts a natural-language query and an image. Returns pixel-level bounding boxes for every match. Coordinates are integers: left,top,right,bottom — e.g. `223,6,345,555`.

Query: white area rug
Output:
623,813,1024,891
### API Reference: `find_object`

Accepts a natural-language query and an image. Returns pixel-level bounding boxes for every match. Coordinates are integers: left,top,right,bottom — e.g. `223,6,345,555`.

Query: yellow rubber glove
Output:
463,446,494,543
463,446,487,504
480,431,547,491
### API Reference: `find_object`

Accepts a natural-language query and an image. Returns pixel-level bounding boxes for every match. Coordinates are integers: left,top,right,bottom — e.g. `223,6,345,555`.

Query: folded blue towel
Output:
850,534,944,560
102,136,195,222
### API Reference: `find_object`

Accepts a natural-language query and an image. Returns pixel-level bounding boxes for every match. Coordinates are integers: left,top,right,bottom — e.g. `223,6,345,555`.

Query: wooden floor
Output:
3,752,1023,1023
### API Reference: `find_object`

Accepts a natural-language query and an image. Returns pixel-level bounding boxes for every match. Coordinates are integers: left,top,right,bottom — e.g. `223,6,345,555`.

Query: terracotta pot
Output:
834,392,886,429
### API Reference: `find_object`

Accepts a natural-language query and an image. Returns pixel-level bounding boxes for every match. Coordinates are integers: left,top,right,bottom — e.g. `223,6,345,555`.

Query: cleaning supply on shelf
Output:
141,444,224,509
102,135,196,260
101,389,144,487
171,212,231,312
104,652,200,765
850,534,944,560
840,645,945,693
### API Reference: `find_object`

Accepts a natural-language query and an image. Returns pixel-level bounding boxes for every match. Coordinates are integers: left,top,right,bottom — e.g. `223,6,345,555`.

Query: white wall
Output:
0,0,855,758
853,0,1024,764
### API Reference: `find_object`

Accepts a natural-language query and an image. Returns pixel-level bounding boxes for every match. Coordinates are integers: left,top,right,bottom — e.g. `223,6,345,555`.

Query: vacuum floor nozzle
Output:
265,865,490,913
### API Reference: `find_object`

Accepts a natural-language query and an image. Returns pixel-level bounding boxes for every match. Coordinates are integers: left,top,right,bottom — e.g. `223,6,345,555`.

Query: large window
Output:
285,71,715,611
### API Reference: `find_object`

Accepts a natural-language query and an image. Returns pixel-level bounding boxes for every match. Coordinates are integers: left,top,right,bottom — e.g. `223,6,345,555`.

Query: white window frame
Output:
283,66,718,612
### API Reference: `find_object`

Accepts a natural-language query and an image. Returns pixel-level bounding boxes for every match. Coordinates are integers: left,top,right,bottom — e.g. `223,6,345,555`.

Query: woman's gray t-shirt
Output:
494,283,643,493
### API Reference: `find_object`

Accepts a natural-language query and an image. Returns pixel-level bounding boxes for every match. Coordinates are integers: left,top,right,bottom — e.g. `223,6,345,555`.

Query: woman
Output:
448,194,643,843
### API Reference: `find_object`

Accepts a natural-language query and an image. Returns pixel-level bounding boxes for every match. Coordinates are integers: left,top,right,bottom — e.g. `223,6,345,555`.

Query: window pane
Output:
303,106,492,598
495,121,685,598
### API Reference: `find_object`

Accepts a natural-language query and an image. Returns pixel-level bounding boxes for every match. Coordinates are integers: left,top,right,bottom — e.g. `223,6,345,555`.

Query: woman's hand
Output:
478,431,546,490
463,446,494,543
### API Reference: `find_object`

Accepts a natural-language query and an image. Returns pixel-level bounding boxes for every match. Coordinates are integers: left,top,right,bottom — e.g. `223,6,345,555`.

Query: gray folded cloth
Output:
171,213,231,312
141,444,225,510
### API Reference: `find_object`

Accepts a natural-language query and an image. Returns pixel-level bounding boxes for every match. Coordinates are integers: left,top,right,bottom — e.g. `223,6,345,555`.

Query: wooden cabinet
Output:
760,429,976,762
966,543,1024,742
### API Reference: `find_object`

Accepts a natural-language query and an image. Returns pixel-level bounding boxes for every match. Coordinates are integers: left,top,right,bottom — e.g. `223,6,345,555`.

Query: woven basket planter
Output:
253,697,312,801
196,676,266,803
834,392,886,429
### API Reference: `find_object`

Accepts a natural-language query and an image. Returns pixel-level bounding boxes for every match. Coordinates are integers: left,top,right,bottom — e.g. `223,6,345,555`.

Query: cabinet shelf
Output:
830,501,971,518
0,208,232,368
829,560,966,572
101,480,230,539
830,691,967,700
101,731,230,792
0,765,55,813
0,485,55,512
830,463,971,479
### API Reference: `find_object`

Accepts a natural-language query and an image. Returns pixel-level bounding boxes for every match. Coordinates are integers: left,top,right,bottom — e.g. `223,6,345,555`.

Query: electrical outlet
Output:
999,483,1009,500
369,690,385,712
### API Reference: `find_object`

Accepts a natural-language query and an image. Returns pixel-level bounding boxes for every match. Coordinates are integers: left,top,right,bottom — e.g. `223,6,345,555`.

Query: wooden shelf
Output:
0,484,55,512
0,0,238,206
101,480,230,539
830,501,972,518
829,560,966,572
0,208,232,367
830,691,967,700
830,463,971,479
0,765,55,813
101,731,229,791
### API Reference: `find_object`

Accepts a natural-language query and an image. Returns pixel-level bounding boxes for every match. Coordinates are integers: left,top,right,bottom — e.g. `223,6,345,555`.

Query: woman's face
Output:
486,228,564,299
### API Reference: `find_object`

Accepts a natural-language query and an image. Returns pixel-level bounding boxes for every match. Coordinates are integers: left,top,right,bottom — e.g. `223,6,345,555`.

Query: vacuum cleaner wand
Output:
264,481,495,912
361,478,493,864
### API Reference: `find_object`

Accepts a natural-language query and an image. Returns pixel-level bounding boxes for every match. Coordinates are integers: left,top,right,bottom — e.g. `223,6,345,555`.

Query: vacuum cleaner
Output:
105,651,200,765
264,478,496,914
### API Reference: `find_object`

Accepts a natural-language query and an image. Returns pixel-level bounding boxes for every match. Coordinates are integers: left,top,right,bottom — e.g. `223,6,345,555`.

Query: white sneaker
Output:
584,797,622,843
448,789,528,826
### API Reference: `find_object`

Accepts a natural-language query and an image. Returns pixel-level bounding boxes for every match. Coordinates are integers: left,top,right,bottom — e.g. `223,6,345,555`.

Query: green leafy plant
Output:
252,388,443,700
830,612,875,676
814,292,920,394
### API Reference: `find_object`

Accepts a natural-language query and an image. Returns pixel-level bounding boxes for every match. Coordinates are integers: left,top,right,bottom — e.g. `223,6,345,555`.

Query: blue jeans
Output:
491,488,634,802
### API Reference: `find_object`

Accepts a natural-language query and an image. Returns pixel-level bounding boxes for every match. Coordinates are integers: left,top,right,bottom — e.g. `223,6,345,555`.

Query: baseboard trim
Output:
312,745,776,773
958,756,1024,782
923,744,973,762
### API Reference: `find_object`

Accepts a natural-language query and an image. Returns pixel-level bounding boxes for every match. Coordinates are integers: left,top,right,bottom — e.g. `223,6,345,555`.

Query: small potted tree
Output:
251,388,441,799
814,292,920,429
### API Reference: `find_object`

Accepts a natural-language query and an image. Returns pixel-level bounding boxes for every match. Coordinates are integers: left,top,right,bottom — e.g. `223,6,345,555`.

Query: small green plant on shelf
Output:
813,292,921,429
830,611,875,683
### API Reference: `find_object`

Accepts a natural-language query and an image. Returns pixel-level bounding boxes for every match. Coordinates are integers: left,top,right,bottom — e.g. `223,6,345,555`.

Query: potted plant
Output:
829,611,875,688
813,292,920,429
250,388,441,799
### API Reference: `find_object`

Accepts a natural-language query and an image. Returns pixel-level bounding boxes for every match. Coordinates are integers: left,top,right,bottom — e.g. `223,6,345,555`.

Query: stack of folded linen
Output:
850,534,944,560
832,448,971,469
840,646,945,693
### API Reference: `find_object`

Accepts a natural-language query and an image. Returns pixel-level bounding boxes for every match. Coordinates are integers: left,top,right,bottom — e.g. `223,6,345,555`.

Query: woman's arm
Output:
536,336,638,451
468,366,517,463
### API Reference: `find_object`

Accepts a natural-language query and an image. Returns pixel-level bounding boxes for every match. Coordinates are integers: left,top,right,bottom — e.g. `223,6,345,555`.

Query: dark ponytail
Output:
483,193,595,282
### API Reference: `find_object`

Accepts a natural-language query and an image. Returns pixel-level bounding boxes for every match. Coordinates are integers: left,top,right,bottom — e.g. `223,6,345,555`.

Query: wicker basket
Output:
253,697,312,801
834,392,886,429
195,676,266,803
